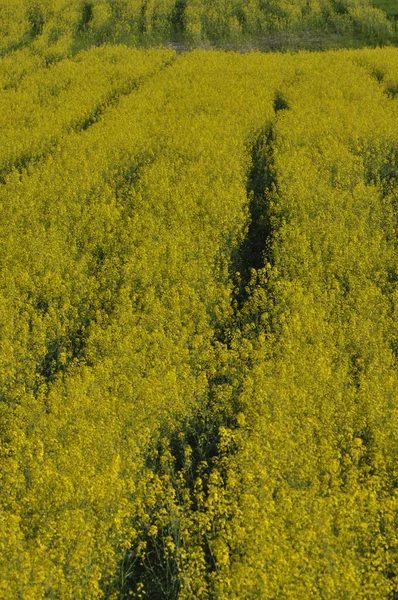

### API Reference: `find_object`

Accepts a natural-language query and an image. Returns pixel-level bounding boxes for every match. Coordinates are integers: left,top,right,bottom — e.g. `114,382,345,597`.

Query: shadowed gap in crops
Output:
171,0,188,38
0,3,48,59
360,142,398,201
0,54,176,185
36,321,90,385
139,0,149,34
110,93,291,600
79,3,94,33
0,89,123,181
232,91,289,307
367,64,398,98
0,28,39,59
76,77,142,131
113,363,241,600
0,38,30,59
34,151,158,392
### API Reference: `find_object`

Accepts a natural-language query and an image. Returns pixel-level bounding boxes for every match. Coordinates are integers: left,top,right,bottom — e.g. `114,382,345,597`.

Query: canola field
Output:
0,41,398,599
0,0,396,54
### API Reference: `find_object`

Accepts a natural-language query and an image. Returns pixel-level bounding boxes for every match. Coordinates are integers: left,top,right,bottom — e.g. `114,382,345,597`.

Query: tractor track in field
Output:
0,55,176,186
114,91,291,600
